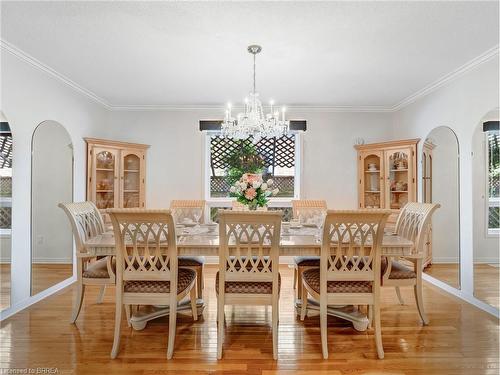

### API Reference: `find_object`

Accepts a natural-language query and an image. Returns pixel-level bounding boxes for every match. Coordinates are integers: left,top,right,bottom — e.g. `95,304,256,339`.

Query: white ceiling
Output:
1,1,498,109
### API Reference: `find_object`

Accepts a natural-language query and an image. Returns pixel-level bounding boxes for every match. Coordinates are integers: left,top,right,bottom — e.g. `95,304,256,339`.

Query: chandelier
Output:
221,45,289,143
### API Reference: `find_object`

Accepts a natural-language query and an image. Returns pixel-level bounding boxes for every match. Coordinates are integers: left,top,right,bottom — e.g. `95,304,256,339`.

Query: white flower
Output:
240,181,248,189
252,181,261,189
267,179,274,186
272,188,279,196
261,183,268,190
229,186,236,193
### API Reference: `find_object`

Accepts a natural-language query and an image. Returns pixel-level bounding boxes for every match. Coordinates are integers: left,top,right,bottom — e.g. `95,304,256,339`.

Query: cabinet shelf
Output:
365,170,380,173
391,190,408,193
96,190,114,193
124,169,140,173
390,169,408,172
124,190,140,193
96,168,114,172
365,191,380,193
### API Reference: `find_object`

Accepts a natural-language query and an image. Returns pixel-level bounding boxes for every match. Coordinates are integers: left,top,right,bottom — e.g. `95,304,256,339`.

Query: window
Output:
486,129,499,235
204,133,301,221
0,128,12,235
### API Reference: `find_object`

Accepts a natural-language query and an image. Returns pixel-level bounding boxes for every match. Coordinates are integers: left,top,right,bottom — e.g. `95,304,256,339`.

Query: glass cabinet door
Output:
93,148,118,209
121,151,143,208
361,151,384,208
385,148,412,209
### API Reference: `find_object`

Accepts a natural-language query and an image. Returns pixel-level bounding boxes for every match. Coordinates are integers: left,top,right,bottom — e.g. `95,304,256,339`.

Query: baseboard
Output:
431,257,460,263
473,258,500,264
32,258,73,264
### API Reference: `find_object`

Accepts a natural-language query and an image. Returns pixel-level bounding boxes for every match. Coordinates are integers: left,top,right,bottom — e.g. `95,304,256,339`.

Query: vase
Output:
248,201,259,210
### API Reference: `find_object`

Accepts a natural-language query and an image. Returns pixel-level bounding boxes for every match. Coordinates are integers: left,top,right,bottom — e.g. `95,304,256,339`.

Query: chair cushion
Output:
83,257,114,278
215,271,281,294
294,256,320,267
178,256,205,267
382,259,417,280
302,268,372,294
123,268,196,294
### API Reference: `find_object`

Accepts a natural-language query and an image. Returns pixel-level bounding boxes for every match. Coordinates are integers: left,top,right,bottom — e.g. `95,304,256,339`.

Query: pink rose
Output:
245,173,262,185
245,188,257,200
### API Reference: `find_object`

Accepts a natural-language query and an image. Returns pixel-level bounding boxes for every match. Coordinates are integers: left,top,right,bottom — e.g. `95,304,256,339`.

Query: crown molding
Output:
392,44,499,111
0,39,112,109
108,104,394,112
2,39,498,114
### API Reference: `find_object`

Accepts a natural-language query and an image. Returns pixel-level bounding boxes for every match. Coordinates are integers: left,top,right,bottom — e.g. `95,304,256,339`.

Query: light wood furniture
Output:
85,138,149,214
170,200,206,298
355,139,419,229
4,264,500,373
300,209,391,359
291,199,327,300
85,226,413,332
58,201,115,323
108,209,197,359
381,202,440,325
217,210,282,360
421,140,435,267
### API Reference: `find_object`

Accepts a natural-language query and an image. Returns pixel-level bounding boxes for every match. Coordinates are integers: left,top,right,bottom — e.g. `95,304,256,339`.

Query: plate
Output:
183,222,197,227
303,223,318,228
290,224,302,229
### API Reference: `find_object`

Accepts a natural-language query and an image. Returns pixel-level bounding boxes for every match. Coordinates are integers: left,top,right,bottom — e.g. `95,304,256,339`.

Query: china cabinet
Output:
85,138,149,211
355,139,419,227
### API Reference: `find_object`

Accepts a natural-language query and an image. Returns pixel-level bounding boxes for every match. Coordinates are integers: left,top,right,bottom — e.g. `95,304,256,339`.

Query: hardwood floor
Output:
0,264,10,311
474,263,500,310
424,263,460,289
1,264,73,311
0,265,499,374
31,263,73,296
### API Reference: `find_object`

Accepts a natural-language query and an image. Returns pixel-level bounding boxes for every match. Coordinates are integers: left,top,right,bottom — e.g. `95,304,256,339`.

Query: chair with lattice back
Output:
170,200,206,298
108,209,197,359
300,210,391,359
381,202,440,325
59,201,115,323
291,199,328,301
217,210,282,360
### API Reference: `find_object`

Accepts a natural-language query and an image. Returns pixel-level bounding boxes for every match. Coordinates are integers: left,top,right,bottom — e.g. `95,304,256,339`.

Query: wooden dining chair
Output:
59,201,115,323
300,209,391,359
217,210,282,360
108,209,198,359
170,200,206,298
291,199,327,301
381,202,440,325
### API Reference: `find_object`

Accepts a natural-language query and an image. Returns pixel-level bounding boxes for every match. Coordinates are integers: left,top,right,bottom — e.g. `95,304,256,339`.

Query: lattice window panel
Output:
210,134,295,172
0,177,12,197
0,133,12,169
0,207,11,229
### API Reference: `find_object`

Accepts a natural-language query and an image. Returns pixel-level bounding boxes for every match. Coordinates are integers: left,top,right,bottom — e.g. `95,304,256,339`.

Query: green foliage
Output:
225,141,265,185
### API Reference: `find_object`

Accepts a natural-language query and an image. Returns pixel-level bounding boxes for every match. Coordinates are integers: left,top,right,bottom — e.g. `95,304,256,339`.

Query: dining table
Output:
84,224,414,332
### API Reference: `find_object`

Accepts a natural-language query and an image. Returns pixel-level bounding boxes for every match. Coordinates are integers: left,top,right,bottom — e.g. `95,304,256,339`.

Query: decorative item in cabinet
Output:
85,138,149,212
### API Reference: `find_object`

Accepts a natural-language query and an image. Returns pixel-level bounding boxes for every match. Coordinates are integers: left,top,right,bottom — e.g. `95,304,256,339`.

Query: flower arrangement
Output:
229,173,279,210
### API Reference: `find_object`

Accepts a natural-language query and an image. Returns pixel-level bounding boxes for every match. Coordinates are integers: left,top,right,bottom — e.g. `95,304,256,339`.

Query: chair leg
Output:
190,285,198,321
367,304,373,329
217,295,225,359
293,266,297,290
297,267,303,301
124,304,131,327
96,285,106,304
197,265,204,299
320,300,328,359
415,279,429,325
373,303,384,359
167,296,177,359
71,282,85,323
110,301,122,359
395,286,404,305
300,285,308,321
272,300,279,360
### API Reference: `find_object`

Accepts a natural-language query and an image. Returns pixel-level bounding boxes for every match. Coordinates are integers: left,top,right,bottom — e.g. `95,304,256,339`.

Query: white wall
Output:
472,110,499,263
0,49,108,316
392,55,500,305
427,127,460,263
32,121,73,263
105,111,394,209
